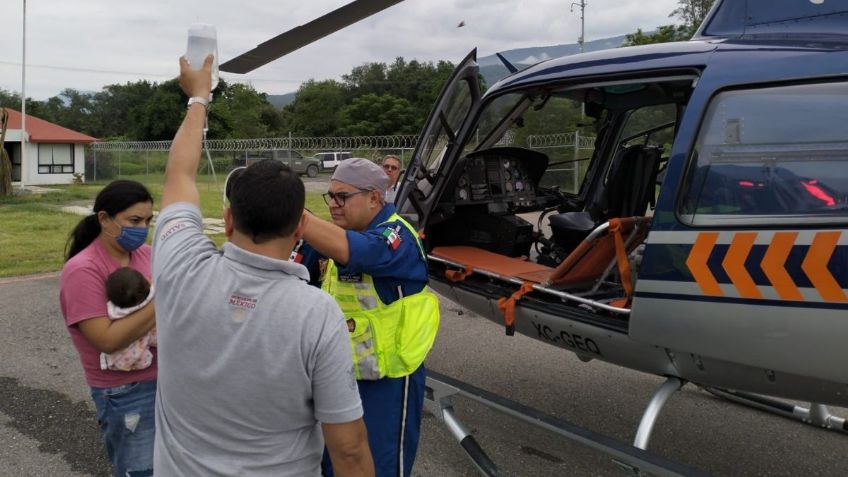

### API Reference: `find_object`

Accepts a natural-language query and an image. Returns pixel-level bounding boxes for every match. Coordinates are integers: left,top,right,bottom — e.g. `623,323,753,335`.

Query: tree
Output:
211,83,279,138
337,57,456,134
338,93,418,136
0,88,19,109
342,63,389,98
128,80,185,141
91,81,157,139
0,88,50,122
623,25,691,46
282,58,458,137
52,89,96,134
622,0,715,47
31,96,66,126
284,80,346,137
388,58,457,123
0,55,460,141
670,0,715,34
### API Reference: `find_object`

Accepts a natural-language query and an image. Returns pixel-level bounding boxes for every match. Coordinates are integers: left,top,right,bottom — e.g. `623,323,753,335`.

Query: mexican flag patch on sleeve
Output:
289,239,304,263
382,225,402,251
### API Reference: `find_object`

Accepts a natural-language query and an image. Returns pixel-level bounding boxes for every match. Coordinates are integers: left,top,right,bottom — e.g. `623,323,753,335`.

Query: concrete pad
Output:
58,205,226,235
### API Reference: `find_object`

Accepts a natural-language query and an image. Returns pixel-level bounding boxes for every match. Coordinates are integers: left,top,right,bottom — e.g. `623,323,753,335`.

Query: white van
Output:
315,151,353,171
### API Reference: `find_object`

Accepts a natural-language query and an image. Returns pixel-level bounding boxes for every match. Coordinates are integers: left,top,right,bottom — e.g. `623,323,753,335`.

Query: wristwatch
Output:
187,96,209,109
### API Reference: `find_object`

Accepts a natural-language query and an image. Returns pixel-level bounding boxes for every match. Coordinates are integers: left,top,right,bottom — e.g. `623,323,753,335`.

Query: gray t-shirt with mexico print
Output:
152,202,361,476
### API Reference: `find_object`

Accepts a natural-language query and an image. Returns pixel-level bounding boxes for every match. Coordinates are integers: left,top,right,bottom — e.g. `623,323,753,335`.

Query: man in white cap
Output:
301,158,440,477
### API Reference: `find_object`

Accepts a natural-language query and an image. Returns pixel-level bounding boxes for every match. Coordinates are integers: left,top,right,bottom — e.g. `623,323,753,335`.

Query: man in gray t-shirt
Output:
151,55,373,476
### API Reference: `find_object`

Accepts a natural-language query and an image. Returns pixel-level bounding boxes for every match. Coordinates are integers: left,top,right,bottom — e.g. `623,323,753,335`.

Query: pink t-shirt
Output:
59,239,157,388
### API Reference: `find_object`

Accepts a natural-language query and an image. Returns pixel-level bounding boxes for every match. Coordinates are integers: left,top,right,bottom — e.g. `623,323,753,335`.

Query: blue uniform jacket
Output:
300,204,428,305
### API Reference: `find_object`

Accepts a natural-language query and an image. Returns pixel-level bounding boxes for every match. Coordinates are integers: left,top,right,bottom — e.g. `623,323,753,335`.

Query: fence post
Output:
93,148,97,182
573,130,580,193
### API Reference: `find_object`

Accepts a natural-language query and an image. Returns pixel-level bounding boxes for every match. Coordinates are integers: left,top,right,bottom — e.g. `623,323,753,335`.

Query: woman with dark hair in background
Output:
59,180,157,477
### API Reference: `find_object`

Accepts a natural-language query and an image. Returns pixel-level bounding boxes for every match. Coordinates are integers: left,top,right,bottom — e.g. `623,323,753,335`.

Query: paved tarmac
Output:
1,273,847,476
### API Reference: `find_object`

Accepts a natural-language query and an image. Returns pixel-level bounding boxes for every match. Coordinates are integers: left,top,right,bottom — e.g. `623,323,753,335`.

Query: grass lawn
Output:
0,174,329,278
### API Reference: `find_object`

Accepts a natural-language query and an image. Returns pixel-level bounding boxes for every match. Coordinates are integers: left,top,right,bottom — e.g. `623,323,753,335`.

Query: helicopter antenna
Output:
570,0,587,53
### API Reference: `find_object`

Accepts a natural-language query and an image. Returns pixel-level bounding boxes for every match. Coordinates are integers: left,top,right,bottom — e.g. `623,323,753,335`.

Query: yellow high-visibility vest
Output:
322,214,440,380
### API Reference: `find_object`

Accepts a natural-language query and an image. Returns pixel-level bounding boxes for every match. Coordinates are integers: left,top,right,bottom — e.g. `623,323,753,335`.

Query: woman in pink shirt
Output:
59,180,157,477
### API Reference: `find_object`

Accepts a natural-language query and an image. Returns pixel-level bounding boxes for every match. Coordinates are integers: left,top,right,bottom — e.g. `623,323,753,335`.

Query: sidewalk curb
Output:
0,272,61,285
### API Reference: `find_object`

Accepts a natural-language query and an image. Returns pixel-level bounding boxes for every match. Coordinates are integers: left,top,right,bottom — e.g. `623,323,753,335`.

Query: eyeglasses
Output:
382,164,399,171
322,190,370,206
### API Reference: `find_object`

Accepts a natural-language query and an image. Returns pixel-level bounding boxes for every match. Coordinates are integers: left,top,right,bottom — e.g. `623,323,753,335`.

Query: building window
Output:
37,144,74,174
679,81,848,226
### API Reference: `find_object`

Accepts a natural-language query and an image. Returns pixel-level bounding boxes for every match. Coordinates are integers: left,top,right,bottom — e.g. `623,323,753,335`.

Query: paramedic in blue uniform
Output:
300,158,439,477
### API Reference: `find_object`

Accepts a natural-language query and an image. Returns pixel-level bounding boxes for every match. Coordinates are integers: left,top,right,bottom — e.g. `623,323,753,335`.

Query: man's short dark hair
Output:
229,159,305,243
106,267,151,309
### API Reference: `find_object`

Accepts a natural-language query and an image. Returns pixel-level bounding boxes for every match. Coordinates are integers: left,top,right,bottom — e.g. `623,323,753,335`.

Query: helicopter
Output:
223,0,848,474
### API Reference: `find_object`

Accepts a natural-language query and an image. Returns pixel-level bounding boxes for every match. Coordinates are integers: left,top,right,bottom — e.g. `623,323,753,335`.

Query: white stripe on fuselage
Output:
636,279,842,303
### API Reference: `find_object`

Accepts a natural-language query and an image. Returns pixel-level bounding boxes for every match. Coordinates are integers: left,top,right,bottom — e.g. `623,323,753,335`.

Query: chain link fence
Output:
85,135,421,183
526,131,596,194
84,133,594,189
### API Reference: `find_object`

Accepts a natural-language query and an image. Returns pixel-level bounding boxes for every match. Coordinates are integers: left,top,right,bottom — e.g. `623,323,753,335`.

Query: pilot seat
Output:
549,144,661,256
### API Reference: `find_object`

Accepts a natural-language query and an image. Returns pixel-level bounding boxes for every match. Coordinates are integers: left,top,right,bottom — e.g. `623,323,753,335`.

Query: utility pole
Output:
571,0,587,53
570,1,587,119
20,0,28,189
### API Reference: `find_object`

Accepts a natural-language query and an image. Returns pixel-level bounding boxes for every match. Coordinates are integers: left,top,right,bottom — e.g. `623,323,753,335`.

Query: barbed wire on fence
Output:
88,135,424,152
526,132,595,149
88,132,596,153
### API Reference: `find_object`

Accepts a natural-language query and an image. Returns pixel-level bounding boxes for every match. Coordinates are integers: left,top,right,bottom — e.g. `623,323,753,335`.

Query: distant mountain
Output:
267,92,296,109
478,34,628,88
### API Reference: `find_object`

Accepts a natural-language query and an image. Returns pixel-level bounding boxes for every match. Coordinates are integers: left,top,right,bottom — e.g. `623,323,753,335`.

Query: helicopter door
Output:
396,49,483,227
630,80,848,384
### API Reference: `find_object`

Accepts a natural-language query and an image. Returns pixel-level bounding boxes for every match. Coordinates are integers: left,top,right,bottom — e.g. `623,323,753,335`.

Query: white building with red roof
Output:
2,109,97,186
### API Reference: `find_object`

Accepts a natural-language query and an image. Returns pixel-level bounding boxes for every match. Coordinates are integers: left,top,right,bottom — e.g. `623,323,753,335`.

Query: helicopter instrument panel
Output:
448,147,549,210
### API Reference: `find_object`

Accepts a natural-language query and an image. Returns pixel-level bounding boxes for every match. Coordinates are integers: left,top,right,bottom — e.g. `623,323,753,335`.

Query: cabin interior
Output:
414,74,698,331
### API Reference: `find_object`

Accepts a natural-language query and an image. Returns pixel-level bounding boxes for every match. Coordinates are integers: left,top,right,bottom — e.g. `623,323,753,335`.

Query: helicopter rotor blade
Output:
220,0,405,74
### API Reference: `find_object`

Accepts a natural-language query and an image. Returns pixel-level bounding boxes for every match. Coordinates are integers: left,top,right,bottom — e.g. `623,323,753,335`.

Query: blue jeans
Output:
90,380,156,477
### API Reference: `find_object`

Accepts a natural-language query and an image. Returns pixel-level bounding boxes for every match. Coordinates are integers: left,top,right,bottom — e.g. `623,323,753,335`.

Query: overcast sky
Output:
0,0,681,101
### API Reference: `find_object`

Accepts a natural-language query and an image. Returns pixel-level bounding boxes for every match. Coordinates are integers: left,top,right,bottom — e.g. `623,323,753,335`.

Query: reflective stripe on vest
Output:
322,214,440,380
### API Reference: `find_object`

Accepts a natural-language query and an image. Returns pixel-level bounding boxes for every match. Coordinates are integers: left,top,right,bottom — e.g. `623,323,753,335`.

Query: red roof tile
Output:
3,108,97,144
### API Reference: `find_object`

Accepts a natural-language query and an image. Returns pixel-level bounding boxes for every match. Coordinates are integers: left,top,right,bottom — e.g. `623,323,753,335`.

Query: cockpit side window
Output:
620,104,676,151
679,81,848,226
519,96,597,196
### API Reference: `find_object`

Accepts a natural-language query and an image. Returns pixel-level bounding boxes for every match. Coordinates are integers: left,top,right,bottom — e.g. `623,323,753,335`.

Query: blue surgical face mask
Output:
115,225,148,252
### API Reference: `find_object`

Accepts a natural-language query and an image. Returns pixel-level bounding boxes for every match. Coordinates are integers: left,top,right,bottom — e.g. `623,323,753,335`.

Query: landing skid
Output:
425,371,706,476
703,387,848,434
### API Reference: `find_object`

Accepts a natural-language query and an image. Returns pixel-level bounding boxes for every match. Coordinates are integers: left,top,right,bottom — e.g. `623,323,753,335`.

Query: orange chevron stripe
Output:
686,232,722,296
761,232,803,301
802,231,847,302
722,232,762,299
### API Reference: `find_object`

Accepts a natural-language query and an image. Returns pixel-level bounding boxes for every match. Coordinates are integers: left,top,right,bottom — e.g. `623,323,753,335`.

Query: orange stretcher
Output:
428,217,651,333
